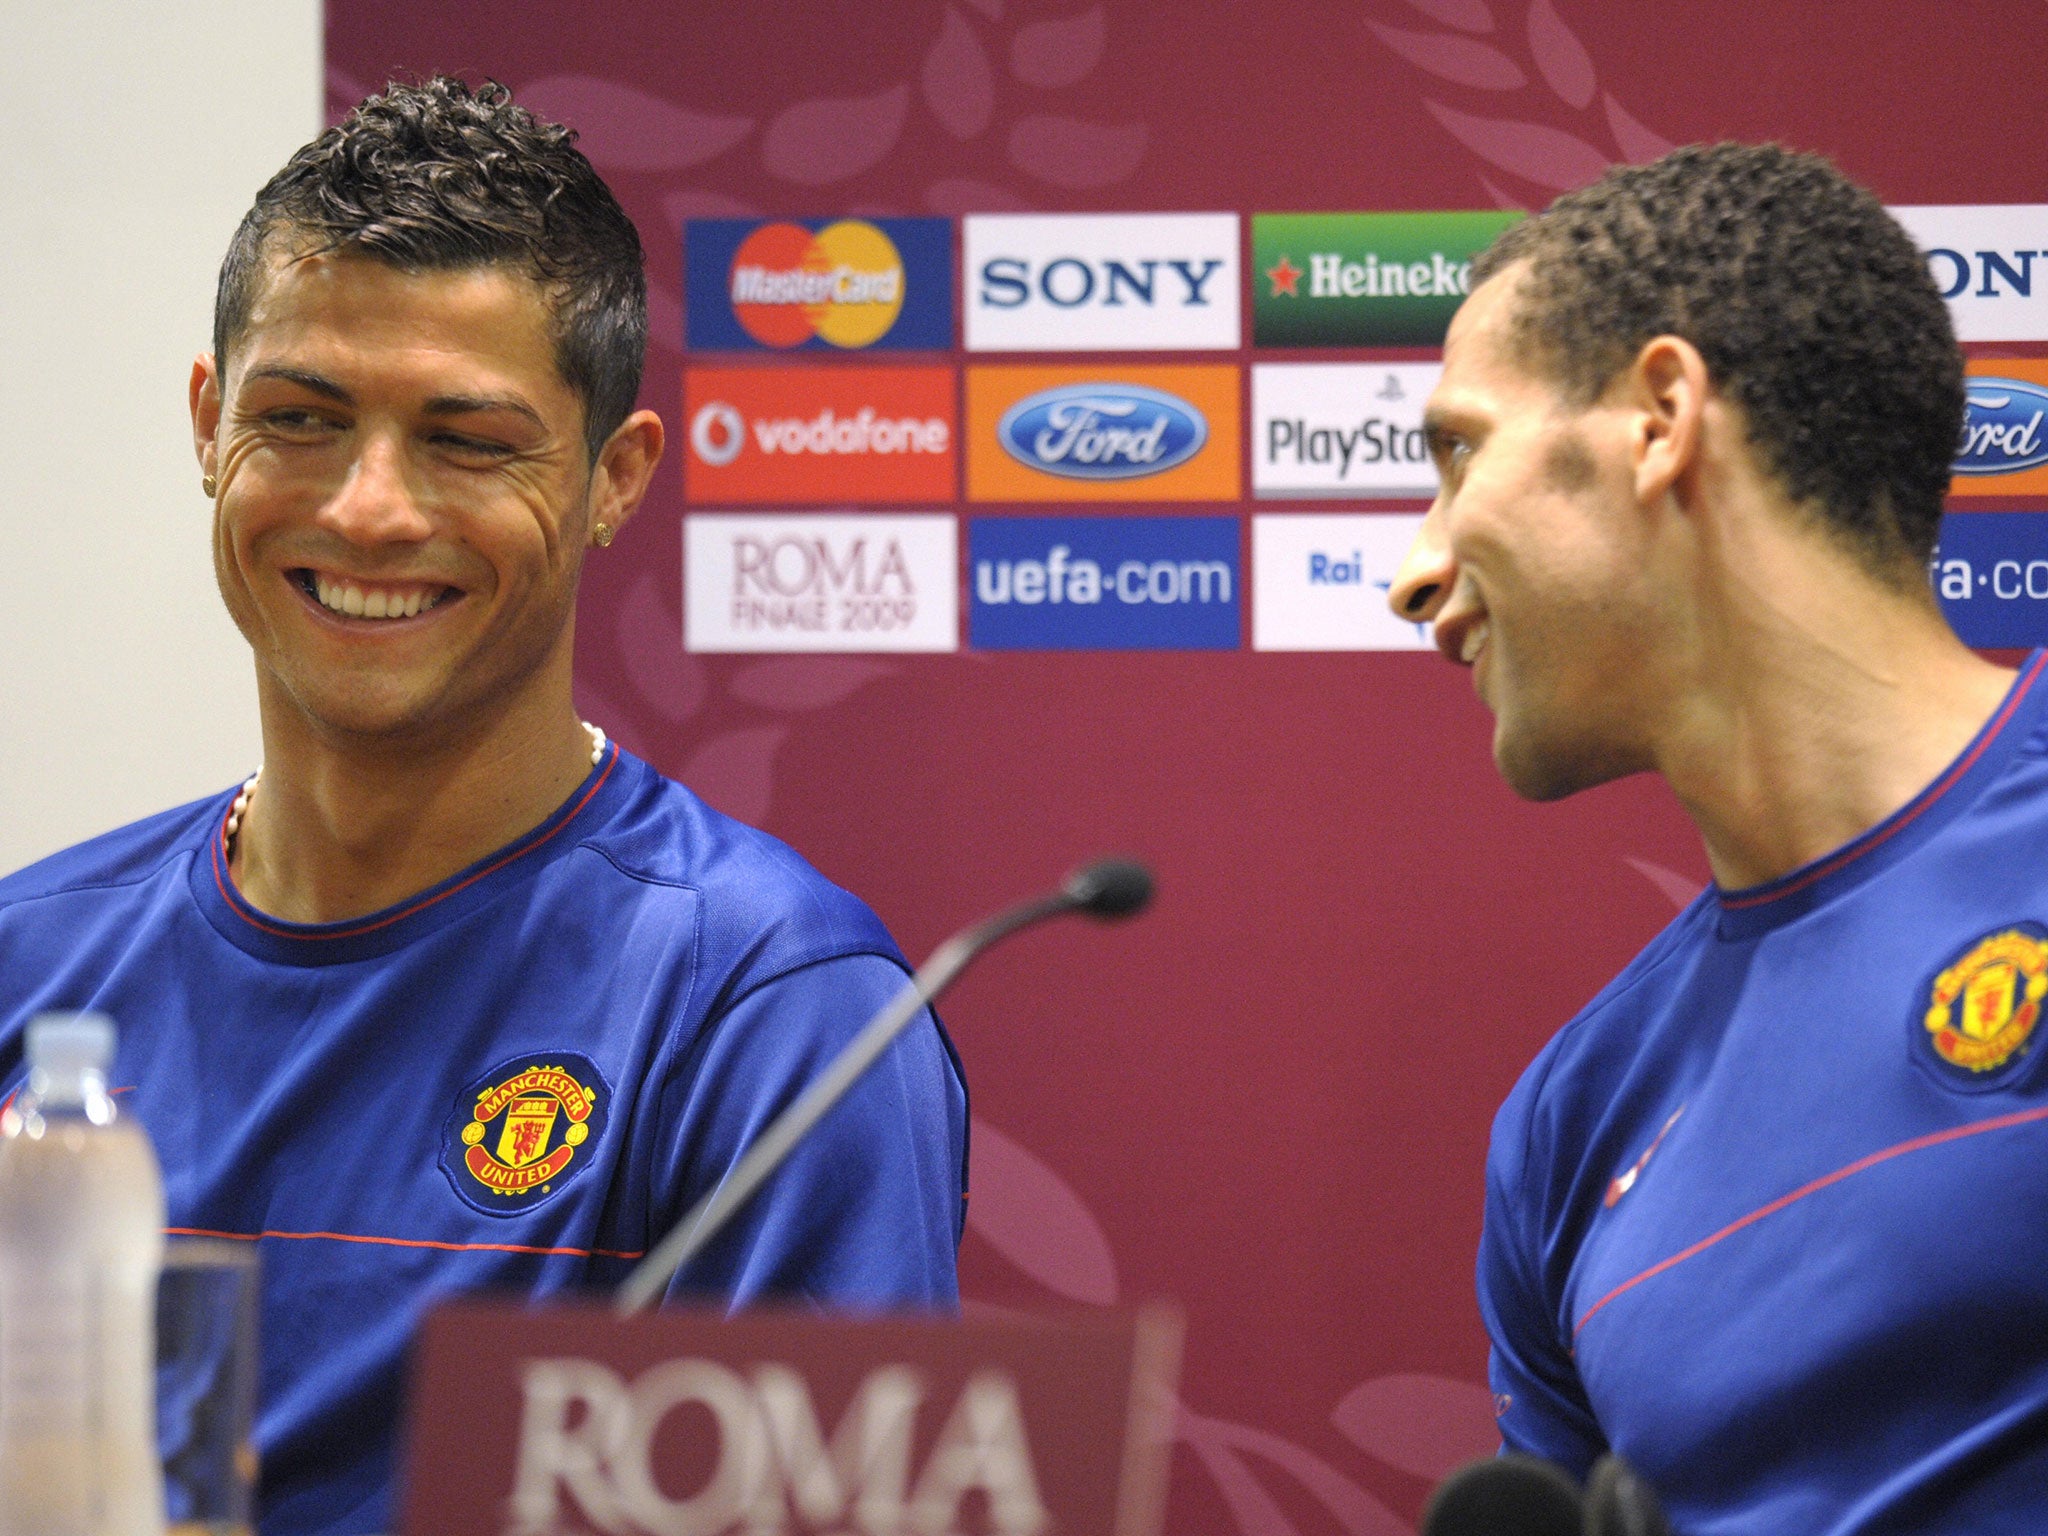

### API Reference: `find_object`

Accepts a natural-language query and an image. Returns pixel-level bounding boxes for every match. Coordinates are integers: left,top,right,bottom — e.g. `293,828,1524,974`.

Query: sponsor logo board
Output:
1932,511,2048,648
1954,362,2048,494
1252,514,1433,651
683,365,956,504
1252,363,1441,498
964,213,1240,352
685,514,958,653
969,516,1241,650
1891,205,2048,343
685,218,952,351
1252,211,1519,348
966,365,1240,501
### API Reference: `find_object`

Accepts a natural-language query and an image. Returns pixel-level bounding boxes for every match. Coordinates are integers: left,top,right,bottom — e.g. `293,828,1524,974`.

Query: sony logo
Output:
976,256,1225,310
963,214,1240,352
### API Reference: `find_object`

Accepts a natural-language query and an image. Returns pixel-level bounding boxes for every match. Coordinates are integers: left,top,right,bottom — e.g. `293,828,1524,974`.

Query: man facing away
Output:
0,79,966,1535
1389,144,2048,1531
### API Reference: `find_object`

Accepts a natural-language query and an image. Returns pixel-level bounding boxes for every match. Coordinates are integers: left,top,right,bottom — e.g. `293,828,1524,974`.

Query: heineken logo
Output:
1252,211,1520,348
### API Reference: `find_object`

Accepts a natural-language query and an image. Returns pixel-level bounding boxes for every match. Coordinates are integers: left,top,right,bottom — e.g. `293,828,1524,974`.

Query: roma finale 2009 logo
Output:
442,1053,611,1215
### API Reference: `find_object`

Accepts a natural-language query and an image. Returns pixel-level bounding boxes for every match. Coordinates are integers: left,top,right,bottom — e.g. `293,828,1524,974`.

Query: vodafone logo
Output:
728,220,905,348
682,365,957,505
689,403,746,467
689,402,948,466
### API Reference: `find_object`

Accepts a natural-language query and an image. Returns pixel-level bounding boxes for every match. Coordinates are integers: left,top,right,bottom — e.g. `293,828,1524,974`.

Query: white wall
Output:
0,2,322,875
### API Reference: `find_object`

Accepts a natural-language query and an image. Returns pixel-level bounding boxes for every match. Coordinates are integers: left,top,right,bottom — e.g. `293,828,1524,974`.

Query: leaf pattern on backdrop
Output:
969,1117,1498,1536
1366,0,1675,205
1625,855,1709,912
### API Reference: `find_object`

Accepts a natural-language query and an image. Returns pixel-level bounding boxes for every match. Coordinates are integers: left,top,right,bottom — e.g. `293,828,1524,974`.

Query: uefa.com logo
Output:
995,384,1206,481
1931,512,2048,649
968,516,1240,650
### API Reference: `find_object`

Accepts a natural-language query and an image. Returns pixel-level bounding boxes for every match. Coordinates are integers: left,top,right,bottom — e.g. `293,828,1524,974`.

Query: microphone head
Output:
1422,1454,1583,1536
1062,859,1155,919
1585,1455,1672,1536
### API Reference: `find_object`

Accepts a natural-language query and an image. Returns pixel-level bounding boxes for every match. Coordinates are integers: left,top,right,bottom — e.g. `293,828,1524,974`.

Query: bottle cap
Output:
25,1012,116,1076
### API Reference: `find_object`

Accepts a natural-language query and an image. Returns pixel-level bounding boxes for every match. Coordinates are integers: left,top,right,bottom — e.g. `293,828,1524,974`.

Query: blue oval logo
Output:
996,383,1207,480
1957,378,2048,476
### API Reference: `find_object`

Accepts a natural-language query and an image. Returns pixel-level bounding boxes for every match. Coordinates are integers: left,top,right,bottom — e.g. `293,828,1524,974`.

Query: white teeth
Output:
1460,620,1489,665
309,575,444,620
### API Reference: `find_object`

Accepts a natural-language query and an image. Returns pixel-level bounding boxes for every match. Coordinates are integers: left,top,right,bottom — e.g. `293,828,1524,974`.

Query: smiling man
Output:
0,79,966,1535
1389,145,2048,1530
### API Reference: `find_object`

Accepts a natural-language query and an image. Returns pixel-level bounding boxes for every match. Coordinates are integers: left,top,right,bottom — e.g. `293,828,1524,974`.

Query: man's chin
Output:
268,673,465,747
1493,723,1645,804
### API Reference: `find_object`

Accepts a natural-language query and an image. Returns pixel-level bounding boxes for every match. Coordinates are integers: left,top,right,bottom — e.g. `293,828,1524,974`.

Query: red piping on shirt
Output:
211,745,619,941
1722,652,2047,911
1572,1103,2048,1339
165,1224,644,1261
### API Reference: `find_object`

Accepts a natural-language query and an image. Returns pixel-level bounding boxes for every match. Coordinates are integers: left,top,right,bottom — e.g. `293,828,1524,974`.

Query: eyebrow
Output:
423,393,546,431
238,367,545,431
242,365,350,402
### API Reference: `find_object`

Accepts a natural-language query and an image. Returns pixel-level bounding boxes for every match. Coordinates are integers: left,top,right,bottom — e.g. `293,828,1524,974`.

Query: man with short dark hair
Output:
1390,143,2048,1529
0,79,966,1535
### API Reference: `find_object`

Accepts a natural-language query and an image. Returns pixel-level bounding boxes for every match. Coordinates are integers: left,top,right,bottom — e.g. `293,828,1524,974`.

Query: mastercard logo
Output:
727,220,907,349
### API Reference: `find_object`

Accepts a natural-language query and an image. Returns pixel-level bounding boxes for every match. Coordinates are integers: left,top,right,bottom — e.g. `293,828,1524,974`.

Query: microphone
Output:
1422,1453,1672,1536
1584,1456,1672,1536
615,858,1156,1312
1423,1456,1583,1536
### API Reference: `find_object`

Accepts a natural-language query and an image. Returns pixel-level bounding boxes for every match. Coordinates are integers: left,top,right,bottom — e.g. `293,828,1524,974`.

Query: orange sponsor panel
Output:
1954,359,2048,497
683,364,957,505
966,364,1241,501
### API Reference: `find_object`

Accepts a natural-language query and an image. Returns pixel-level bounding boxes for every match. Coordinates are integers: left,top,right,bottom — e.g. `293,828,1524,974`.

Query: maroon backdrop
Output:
326,6,2048,1531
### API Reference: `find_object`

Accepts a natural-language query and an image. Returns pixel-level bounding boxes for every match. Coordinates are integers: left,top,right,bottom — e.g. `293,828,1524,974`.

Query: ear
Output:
191,352,222,479
586,408,666,540
1624,335,1709,507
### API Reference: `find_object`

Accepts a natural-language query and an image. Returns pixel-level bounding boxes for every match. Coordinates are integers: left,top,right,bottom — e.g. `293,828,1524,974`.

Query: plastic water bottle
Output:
0,1014,166,1535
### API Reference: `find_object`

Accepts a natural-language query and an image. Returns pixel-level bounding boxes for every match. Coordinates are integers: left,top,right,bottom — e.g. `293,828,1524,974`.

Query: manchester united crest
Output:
1919,925,2048,1084
441,1053,611,1215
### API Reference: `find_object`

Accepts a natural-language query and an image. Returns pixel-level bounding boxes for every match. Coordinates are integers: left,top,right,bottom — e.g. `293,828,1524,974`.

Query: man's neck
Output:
1654,526,2015,892
229,687,602,926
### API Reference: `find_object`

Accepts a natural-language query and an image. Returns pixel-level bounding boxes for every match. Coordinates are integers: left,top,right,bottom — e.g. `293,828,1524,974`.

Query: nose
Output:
1387,506,1455,624
319,431,433,546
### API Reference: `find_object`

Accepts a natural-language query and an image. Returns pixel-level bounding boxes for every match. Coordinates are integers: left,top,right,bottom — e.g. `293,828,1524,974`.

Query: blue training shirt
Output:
1483,650,2048,1533
0,743,968,1536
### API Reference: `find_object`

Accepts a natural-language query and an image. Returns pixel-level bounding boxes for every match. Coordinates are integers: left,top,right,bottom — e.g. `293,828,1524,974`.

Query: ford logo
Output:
996,383,1207,480
1957,378,2048,476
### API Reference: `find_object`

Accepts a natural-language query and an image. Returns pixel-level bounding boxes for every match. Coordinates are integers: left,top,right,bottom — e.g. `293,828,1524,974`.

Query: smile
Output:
1461,619,1489,665
294,569,456,621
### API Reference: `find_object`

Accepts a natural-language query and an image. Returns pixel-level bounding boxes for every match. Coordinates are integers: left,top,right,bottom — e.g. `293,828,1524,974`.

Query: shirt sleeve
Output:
651,950,967,1312
1477,1085,1609,1479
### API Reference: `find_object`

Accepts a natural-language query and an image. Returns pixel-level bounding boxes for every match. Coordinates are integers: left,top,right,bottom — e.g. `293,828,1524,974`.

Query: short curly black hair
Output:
1472,143,1961,574
213,77,646,461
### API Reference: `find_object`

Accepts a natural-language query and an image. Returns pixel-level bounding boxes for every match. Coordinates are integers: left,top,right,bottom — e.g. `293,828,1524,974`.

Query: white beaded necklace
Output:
222,720,609,860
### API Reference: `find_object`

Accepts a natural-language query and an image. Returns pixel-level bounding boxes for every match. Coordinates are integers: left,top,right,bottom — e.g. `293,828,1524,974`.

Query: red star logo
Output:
1266,255,1302,298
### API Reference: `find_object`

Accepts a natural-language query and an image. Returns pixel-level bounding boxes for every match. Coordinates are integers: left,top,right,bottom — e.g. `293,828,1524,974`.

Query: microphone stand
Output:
615,860,1152,1314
